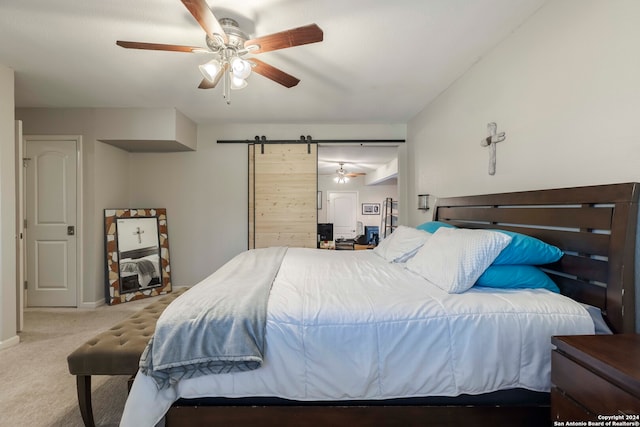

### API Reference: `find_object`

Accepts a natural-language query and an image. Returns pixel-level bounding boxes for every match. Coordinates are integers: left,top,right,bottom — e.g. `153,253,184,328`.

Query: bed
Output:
119,249,162,292
120,183,639,427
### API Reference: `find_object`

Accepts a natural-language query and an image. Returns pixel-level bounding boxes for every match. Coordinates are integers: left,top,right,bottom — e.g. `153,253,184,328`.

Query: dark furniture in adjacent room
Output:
334,238,355,250
364,225,379,245
317,223,333,248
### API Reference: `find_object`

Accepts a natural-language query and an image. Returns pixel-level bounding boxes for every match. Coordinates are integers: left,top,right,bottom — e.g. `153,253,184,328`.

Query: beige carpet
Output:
0,298,155,427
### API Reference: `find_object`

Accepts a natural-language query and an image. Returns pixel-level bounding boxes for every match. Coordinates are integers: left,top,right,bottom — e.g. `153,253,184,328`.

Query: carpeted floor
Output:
0,298,155,427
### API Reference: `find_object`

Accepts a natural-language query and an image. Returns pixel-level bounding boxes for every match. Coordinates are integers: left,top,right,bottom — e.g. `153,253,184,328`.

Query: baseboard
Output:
78,299,106,309
0,334,20,350
78,287,190,309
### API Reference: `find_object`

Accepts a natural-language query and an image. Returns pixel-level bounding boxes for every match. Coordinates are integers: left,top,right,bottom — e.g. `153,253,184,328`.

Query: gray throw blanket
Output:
135,259,157,276
139,246,288,389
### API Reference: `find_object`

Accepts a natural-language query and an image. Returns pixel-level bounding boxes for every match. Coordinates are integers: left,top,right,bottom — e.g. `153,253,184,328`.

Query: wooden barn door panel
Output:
249,143,317,249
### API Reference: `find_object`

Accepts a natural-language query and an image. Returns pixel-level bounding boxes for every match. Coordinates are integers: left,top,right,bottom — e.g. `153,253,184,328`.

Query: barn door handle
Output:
67,226,75,236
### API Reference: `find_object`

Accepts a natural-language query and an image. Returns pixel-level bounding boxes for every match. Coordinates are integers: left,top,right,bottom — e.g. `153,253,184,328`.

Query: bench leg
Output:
76,375,96,427
127,375,136,393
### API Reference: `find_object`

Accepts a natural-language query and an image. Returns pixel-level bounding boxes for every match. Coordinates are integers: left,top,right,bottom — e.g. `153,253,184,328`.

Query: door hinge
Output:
23,219,27,229
24,281,28,290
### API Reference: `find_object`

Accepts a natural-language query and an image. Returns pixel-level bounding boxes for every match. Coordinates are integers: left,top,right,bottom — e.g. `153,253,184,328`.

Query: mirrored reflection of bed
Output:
120,183,639,427
119,246,162,293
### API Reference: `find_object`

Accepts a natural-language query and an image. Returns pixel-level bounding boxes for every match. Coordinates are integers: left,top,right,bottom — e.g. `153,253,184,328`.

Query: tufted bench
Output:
67,287,188,427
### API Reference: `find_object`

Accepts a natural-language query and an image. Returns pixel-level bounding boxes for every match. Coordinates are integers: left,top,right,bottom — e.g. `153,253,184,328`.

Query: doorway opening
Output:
318,144,399,246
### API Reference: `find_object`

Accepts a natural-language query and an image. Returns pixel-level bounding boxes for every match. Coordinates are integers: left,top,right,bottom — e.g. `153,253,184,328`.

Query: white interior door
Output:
328,191,357,239
25,136,78,307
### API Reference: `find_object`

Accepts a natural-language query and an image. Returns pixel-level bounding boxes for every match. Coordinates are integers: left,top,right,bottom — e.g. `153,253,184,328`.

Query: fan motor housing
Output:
206,18,247,51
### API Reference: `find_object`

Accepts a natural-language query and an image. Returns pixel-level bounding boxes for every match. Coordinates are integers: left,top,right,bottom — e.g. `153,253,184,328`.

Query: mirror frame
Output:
104,208,172,305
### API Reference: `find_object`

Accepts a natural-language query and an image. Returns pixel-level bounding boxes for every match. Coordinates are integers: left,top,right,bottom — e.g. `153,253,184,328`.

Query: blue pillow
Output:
492,230,563,265
416,221,457,234
475,265,559,293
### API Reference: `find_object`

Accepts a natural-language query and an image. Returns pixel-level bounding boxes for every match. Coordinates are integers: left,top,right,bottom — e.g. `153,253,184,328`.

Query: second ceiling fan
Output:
335,163,366,184
116,0,323,102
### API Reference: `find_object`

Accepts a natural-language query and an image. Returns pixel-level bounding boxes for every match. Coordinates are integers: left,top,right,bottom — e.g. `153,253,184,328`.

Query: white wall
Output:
127,136,247,287
93,141,131,302
405,0,640,226
0,64,17,349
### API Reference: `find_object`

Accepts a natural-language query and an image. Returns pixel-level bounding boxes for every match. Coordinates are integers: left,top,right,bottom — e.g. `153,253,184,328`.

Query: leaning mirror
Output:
104,208,172,305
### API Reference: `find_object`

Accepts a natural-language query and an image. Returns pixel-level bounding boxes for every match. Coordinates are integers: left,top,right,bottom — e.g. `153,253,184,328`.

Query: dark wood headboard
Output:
434,183,640,334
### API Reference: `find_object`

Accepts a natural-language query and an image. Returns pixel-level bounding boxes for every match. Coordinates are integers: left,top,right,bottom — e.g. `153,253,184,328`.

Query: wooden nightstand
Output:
551,334,640,423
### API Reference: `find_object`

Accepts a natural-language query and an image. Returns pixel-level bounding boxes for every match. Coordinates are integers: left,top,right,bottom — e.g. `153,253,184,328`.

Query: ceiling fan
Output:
335,163,366,183
116,0,323,103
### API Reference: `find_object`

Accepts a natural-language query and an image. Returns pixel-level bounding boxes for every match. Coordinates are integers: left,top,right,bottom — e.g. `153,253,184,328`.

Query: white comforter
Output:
121,248,594,427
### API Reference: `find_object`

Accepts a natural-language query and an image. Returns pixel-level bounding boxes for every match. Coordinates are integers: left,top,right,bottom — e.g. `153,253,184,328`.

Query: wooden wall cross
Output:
480,122,506,175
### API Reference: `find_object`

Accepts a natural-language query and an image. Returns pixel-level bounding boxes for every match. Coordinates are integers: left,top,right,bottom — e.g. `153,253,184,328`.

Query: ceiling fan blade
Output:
250,58,300,88
198,78,216,89
198,63,227,89
346,173,366,177
245,24,323,54
181,0,228,43
116,40,207,53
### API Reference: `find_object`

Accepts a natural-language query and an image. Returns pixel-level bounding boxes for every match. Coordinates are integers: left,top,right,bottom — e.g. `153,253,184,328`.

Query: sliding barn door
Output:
249,143,317,249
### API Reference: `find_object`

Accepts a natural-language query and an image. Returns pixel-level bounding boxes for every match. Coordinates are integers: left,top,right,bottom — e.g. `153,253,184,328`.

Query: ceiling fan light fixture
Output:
230,74,248,90
334,162,350,184
230,57,252,80
199,59,222,82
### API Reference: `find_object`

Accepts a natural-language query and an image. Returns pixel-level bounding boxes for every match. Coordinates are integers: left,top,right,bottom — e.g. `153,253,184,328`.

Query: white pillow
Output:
373,225,432,262
405,227,512,293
